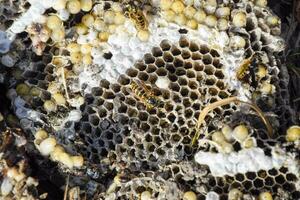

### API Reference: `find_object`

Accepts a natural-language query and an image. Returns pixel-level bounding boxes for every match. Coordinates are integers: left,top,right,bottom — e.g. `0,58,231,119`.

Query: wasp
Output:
236,52,262,88
130,80,163,110
124,4,149,31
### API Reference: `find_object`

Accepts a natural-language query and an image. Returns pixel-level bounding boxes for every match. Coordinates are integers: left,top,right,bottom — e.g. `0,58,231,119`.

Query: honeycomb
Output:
1,0,299,199
72,36,236,170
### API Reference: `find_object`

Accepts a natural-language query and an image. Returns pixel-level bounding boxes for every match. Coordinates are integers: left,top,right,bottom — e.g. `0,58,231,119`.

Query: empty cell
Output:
171,134,182,143
194,62,204,71
212,58,222,68
246,172,257,180
125,97,136,106
178,77,188,85
175,67,186,76
151,127,161,135
146,64,157,73
148,74,157,84
209,87,219,95
104,102,114,110
148,116,159,125
154,136,162,146
189,41,200,52
268,168,279,176
169,82,180,92
203,54,213,65
210,49,220,57
104,130,113,140
100,79,110,89
100,119,111,129
184,108,194,118
168,73,178,81
126,68,138,77
275,174,286,185
151,46,163,57
215,70,225,79
258,170,267,178
156,148,165,156
216,81,225,90
138,111,149,121
191,52,202,60
187,70,196,78
265,177,275,186
82,123,92,134
118,74,131,85
179,37,190,48
206,77,217,85
181,49,191,59
286,173,297,181
144,53,155,64
135,62,147,71
180,87,189,97
102,91,115,99
166,64,176,73
89,115,100,126
98,107,107,117
160,39,172,51
183,98,191,107
145,133,153,142
37,81,48,90
204,64,215,75
184,61,193,69
111,83,121,93
173,57,184,67
127,107,138,117
140,122,150,131
200,44,210,54
138,71,149,81
147,144,155,152
243,180,253,190
91,87,103,97
161,90,171,99
188,80,198,90
190,91,199,100
170,45,181,56
156,68,168,76
253,178,264,188
118,104,128,113
173,94,181,103
167,113,176,122
155,58,165,68
163,52,174,62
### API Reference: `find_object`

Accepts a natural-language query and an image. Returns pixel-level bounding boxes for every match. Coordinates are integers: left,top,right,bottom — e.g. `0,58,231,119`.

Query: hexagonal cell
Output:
193,62,204,71
127,107,138,117
89,114,100,127
189,41,200,52
209,87,219,96
144,53,156,64
173,57,184,68
151,46,163,57
253,178,264,188
179,36,190,48
275,174,286,185
178,77,188,85
184,108,194,118
243,180,253,190
160,39,172,51
163,52,174,62
214,69,225,79
169,82,180,92
175,67,186,76
268,168,279,176
188,80,198,90
155,68,167,78
171,45,181,56
187,70,196,78
235,173,245,182
203,54,213,65
138,111,149,122
126,68,139,77
118,74,131,85
140,122,151,131
180,87,189,97
191,52,203,60
137,71,149,81
189,91,199,100
135,62,147,71
111,83,121,93
171,133,182,143
181,49,191,59
183,61,193,69
167,112,176,123
166,63,176,73
154,58,165,68
206,77,217,85
200,44,210,54
102,90,115,99
146,64,157,73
